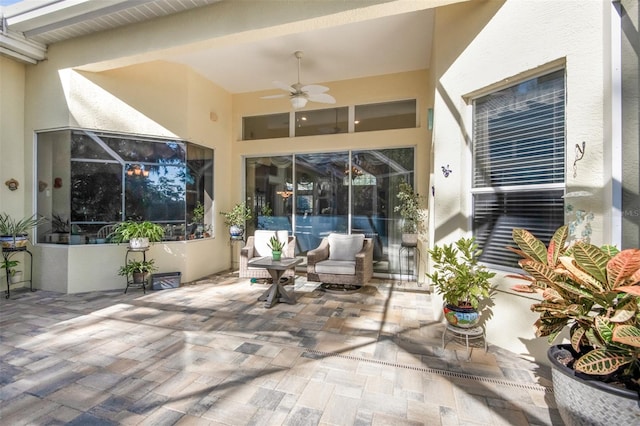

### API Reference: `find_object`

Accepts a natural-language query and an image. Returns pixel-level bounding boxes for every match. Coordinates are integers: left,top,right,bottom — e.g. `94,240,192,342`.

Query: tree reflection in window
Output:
37,129,213,244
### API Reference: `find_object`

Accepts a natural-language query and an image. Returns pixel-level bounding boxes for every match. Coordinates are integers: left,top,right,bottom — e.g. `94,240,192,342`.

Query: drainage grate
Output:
303,349,553,394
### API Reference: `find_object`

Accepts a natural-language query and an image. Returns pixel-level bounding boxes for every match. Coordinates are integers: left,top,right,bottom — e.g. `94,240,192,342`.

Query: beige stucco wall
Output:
0,56,32,287
620,0,640,248
429,0,610,364
0,56,27,216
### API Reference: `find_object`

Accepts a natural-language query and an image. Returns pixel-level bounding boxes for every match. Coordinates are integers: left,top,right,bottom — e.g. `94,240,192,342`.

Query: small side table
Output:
248,256,302,308
441,323,486,361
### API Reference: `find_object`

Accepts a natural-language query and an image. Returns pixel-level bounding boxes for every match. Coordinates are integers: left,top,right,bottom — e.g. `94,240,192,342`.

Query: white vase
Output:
9,271,23,284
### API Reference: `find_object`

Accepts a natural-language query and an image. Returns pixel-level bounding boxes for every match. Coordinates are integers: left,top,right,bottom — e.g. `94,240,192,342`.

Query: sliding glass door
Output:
245,148,415,275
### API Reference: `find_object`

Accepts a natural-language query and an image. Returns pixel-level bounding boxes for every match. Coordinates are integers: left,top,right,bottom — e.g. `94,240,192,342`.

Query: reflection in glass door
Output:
245,156,293,236
350,149,414,274
294,152,349,254
245,148,415,275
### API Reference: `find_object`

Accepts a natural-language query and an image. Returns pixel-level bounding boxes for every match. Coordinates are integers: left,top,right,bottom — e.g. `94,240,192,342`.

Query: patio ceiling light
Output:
291,96,308,109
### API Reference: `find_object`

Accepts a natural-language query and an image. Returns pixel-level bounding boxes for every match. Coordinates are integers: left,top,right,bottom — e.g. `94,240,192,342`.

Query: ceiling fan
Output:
261,51,336,109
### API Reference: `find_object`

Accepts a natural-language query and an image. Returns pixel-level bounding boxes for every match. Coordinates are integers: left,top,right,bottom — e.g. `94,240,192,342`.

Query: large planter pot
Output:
442,303,479,329
129,237,149,249
0,234,28,249
548,345,640,426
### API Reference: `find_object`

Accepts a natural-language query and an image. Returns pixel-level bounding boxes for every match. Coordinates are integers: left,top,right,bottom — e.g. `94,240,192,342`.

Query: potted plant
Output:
118,259,157,284
394,181,427,245
111,221,165,249
0,212,46,249
426,237,496,328
220,202,252,240
50,213,70,243
508,225,640,425
189,201,210,239
1,259,22,284
267,235,285,261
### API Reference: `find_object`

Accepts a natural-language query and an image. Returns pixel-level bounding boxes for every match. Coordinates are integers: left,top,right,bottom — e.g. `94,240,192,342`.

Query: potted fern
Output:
426,237,495,328
508,225,640,425
0,213,46,249
118,259,157,284
111,221,165,249
1,259,22,284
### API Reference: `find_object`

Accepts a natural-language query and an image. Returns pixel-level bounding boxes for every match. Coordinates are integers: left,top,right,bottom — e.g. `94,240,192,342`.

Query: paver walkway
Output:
0,272,562,425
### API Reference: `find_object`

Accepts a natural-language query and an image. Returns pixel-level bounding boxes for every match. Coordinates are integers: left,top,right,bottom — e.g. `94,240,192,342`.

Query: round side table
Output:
441,323,486,361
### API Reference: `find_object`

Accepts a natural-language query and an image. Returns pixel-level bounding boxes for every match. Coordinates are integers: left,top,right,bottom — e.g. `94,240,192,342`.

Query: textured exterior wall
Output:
621,0,640,248
429,0,609,363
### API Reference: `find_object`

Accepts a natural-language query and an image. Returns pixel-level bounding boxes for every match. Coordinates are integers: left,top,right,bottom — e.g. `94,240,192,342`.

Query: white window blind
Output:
472,70,565,268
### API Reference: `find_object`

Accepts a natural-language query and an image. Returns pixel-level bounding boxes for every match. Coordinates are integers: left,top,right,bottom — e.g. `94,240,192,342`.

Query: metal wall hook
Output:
573,141,586,178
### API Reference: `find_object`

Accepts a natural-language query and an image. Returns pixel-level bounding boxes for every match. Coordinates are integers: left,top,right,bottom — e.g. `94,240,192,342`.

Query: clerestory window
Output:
471,70,566,269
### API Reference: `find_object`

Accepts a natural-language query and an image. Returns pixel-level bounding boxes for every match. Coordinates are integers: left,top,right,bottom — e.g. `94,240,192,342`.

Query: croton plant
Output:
508,225,640,389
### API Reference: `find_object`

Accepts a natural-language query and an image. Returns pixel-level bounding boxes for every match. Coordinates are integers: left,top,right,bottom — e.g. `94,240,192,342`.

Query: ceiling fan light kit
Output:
262,51,336,110
290,97,308,109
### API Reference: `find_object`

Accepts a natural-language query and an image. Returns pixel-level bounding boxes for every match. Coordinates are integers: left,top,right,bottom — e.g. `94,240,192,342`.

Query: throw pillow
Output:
328,233,365,261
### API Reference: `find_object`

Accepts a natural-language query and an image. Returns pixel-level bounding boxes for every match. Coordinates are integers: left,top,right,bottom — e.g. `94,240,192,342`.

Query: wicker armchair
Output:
306,233,373,288
240,230,296,280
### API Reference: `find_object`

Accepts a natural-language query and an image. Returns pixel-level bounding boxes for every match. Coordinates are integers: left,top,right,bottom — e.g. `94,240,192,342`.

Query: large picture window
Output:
472,70,566,268
36,129,213,244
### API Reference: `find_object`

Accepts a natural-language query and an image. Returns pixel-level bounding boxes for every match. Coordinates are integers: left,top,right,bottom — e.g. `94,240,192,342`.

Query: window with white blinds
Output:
472,70,566,269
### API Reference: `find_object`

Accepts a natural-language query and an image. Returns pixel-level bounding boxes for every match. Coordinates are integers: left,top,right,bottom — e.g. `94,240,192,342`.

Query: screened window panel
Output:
472,70,565,269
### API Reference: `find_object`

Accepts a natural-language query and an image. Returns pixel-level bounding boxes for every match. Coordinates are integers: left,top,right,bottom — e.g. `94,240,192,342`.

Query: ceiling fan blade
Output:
261,94,288,99
272,81,295,93
307,93,336,104
301,84,329,94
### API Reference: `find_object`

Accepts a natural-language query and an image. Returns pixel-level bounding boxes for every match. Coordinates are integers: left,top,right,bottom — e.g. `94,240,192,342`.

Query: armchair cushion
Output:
315,260,356,275
328,233,365,261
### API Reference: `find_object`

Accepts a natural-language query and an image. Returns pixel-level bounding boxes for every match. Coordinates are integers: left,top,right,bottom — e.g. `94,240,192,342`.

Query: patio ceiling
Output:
1,0,469,94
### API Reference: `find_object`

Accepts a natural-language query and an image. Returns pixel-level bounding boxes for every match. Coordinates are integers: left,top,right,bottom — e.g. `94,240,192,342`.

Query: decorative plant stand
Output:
2,246,33,299
399,240,420,281
124,247,149,294
441,323,486,361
